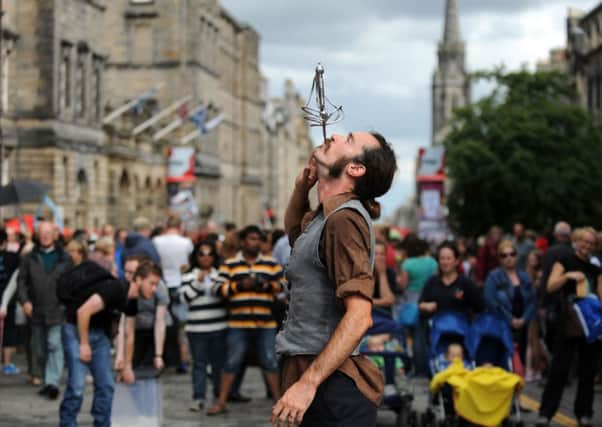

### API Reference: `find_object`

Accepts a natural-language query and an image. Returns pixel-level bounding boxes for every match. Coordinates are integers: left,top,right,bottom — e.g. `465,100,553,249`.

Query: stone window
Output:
91,57,103,122
62,156,69,200
131,22,153,64
59,42,72,113
76,52,87,118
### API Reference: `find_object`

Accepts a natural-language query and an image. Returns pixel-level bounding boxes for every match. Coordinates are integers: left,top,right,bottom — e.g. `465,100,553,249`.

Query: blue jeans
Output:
31,323,64,386
412,317,430,377
224,328,278,373
59,323,114,427
187,329,227,401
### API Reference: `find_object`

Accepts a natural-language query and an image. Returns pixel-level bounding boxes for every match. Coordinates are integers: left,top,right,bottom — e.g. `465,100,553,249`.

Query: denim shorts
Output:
224,328,278,373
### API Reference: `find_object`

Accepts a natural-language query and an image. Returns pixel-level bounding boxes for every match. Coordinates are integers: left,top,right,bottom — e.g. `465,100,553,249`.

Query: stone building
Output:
565,4,602,126
431,0,470,146
261,80,313,228
1,0,311,230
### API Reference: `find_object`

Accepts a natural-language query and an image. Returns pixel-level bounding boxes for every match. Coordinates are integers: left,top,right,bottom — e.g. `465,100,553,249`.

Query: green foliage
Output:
444,69,602,236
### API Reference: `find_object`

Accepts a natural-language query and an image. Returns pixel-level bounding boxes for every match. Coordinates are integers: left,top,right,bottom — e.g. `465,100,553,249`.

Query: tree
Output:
444,69,602,236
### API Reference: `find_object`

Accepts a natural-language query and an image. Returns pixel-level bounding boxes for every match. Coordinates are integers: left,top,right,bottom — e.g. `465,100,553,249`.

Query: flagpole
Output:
102,82,164,125
152,103,206,141
132,95,191,135
179,114,223,144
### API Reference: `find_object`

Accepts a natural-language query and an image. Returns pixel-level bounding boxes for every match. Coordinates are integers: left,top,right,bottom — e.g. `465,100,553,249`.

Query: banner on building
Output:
167,147,196,183
417,146,445,182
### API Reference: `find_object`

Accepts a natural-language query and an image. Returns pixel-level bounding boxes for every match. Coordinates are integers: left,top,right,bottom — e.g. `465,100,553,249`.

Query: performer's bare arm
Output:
271,295,372,426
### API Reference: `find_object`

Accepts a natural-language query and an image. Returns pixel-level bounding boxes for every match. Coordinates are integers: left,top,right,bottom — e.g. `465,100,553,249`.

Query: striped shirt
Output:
214,251,285,329
181,268,227,333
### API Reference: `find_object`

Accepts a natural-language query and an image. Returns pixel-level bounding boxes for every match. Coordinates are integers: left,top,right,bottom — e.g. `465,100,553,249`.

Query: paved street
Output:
0,353,600,426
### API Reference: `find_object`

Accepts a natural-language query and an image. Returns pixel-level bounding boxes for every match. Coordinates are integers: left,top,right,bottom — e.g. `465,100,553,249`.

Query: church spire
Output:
443,0,461,44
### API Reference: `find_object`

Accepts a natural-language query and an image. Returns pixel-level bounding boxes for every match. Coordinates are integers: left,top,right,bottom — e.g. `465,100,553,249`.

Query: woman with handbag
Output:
483,240,536,366
536,227,602,427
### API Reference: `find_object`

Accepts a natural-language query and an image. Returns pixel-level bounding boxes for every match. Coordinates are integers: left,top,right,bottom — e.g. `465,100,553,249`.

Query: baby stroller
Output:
466,312,524,427
361,310,416,427
422,310,472,427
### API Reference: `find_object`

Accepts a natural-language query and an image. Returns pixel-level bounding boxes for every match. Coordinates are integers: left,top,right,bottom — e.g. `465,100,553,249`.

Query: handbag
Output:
397,302,419,327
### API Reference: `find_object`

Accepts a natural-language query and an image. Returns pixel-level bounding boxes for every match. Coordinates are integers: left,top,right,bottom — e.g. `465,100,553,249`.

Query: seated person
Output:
363,333,407,395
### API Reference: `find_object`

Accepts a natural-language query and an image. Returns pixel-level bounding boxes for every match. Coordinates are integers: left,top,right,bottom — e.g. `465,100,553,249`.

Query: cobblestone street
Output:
0,351,600,427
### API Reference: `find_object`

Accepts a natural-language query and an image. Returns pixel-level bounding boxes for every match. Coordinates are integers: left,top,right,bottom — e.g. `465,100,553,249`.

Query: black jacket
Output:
17,244,71,325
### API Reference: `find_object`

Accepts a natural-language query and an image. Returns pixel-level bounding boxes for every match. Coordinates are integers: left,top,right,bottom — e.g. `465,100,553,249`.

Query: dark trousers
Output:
539,337,600,419
300,372,377,427
133,329,156,368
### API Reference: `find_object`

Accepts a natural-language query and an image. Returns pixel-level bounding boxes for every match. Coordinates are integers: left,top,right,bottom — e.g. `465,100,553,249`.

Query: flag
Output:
178,103,189,120
134,87,159,114
204,114,224,132
189,108,208,135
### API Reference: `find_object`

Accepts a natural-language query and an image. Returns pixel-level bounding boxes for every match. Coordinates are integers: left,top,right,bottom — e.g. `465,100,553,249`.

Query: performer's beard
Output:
312,155,351,179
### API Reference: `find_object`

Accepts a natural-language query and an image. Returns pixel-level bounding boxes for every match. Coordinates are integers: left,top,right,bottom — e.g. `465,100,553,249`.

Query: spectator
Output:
398,235,437,376
122,254,170,371
476,226,503,284
419,241,485,319
372,240,395,317
206,225,283,416
152,214,194,373
512,223,535,271
57,259,160,426
539,221,573,353
181,240,227,412
121,217,160,265
536,227,602,427
89,237,118,277
484,239,536,365
0,228,22,374
17,221,71,397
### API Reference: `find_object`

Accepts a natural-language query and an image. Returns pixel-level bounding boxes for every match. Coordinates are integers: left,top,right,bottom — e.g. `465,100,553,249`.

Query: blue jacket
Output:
121,233,161,266
484,268,536,324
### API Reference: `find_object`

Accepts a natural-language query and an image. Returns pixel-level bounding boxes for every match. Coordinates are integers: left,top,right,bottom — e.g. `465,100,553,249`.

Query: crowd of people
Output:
0,214,600,426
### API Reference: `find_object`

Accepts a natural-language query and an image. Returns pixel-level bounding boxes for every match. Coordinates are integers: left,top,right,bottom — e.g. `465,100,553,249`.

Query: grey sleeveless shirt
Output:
275,199,375,357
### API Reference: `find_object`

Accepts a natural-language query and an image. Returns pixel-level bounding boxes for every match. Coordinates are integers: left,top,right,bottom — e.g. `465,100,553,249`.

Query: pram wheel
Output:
419,410,436,427
395,409,408,427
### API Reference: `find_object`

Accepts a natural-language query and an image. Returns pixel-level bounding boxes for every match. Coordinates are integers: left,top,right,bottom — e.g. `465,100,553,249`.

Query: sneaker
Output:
535,415,550,427
176,362,188,374
189,400,204,412
2,364,21,375
578,417,593,427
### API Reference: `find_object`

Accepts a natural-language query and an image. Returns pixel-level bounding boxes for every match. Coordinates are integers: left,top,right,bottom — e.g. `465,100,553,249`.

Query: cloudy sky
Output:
222,0,598,217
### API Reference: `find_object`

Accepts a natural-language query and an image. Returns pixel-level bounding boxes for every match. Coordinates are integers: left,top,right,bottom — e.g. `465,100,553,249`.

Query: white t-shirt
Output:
152,233,194,288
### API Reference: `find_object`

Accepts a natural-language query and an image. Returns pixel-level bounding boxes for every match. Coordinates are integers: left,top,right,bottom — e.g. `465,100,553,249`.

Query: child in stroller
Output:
427,312,524,427
360,311,415,427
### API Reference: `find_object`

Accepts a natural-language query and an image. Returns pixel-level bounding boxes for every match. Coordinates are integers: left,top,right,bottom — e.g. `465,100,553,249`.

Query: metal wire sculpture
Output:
301,63,344,141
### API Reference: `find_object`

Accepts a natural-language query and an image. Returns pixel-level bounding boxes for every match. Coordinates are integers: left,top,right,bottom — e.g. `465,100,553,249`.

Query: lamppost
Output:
263,103,289,228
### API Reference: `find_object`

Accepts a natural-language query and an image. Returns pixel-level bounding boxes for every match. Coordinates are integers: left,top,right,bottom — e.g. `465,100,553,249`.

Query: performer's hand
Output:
121,365,135,384
23,302,33,317
294,157,317,193
79,343,92,363
271,379,317,427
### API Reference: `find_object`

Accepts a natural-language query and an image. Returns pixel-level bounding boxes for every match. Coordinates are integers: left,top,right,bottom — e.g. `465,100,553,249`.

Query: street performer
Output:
272,131,397,426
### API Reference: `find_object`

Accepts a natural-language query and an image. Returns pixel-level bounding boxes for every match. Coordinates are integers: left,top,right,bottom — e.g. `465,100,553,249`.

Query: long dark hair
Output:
190,240,219,270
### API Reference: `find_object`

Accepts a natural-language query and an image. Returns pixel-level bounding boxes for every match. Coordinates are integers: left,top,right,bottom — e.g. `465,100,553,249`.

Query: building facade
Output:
566,4,602,126
1,0,311,230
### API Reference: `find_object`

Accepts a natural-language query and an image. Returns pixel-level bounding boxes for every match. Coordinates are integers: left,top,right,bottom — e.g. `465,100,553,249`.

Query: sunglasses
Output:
198,251,213,257
500,252,517,259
